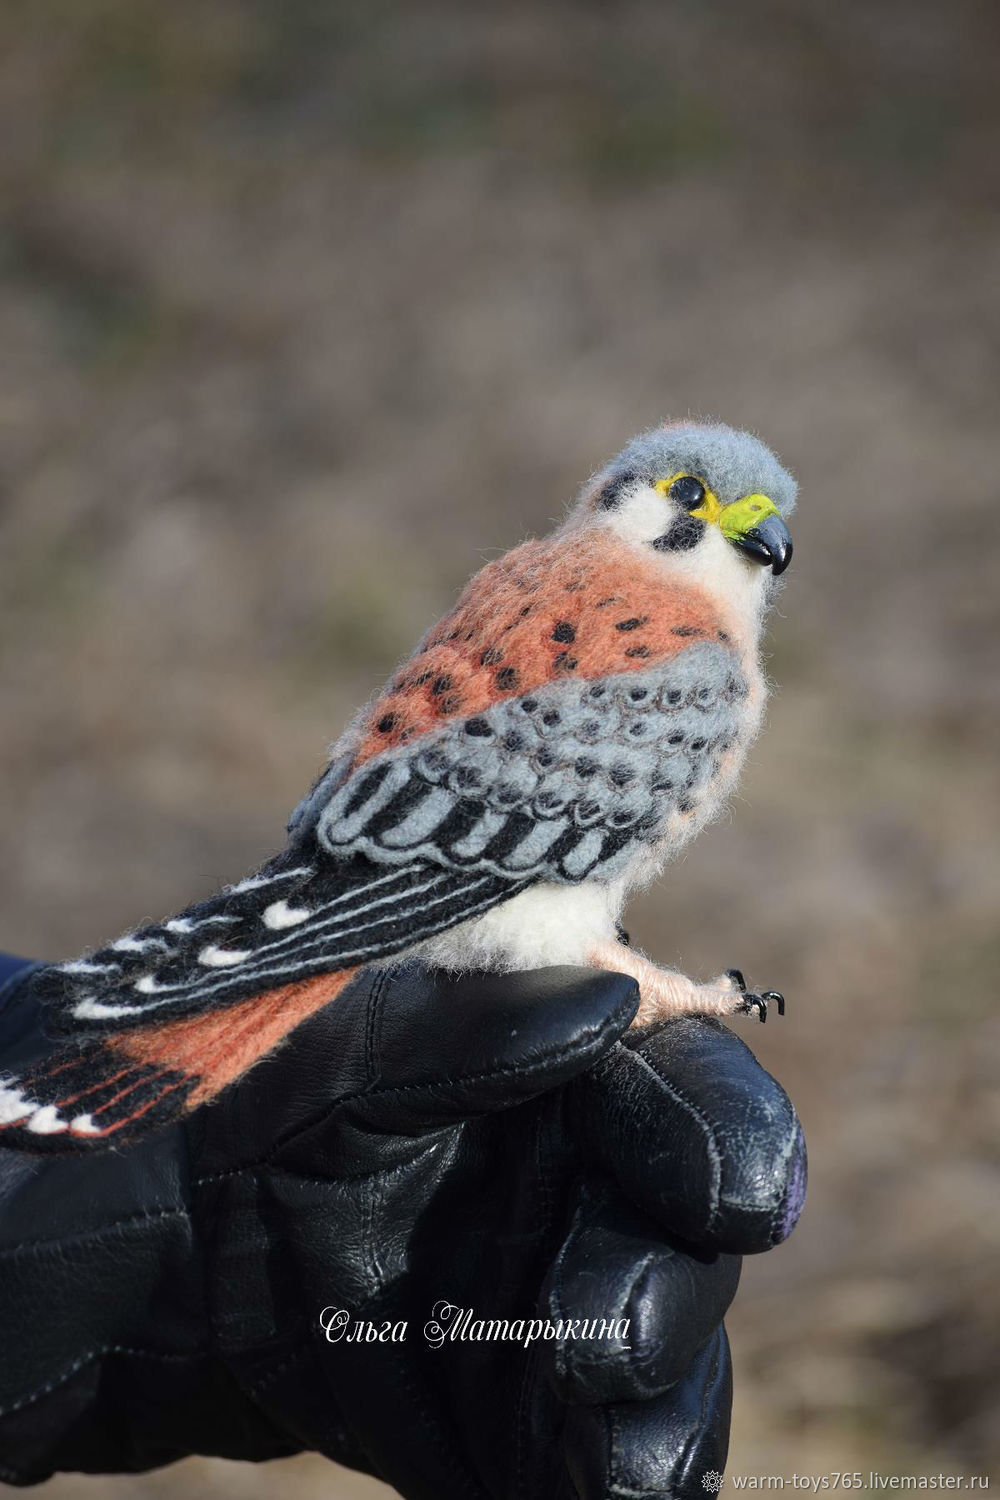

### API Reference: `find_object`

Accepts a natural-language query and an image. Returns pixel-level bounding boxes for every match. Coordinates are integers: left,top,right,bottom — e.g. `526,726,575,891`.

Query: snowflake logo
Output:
702,1472,725,1493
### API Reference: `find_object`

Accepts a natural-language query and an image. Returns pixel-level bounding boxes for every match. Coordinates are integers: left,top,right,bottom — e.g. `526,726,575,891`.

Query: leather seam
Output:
0,1205,190,1258
243,1339,312,1396
193,1136,444,1191
624,1046,723,1238
546,1195,580,1386
0,1345,209,1419
673,1324,724,1495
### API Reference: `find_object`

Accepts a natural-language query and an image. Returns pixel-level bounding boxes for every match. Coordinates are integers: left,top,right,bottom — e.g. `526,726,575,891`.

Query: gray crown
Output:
597,422,797,516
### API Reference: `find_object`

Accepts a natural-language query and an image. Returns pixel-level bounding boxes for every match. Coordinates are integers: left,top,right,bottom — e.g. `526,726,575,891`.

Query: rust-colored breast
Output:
353,530,730,766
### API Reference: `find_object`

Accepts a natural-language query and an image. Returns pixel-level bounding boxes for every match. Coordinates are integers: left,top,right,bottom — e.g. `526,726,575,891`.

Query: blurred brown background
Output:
1,0,998,1492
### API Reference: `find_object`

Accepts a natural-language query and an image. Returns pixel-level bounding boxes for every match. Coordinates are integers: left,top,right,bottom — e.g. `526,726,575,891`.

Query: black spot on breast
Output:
652,516,705,553
520,697,539,713
504,730,526,751
625,645,651,659
432,674,453,695
616,617,648,632
481,647,504,666
496,667,519,691
610,763,634,787
552,621,576,643
575,756,598,778
377,713,399,734
465,717,493,737
542,710,561,727
595,469,637,510
554,652,578,670
672,625,703,638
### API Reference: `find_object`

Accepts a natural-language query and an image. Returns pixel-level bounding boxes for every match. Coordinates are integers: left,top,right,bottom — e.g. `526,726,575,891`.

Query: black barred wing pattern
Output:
315,641,748,884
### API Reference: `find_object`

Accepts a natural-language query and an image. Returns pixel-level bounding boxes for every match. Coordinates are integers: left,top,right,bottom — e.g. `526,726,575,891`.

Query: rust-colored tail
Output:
0,968,357,1151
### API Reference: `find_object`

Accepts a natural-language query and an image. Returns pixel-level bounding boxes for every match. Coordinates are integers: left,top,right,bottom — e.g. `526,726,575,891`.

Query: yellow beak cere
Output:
716,493,780,542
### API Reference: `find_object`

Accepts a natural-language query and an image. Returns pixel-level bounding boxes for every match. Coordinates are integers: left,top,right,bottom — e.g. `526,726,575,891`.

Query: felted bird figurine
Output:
0,421,795,1150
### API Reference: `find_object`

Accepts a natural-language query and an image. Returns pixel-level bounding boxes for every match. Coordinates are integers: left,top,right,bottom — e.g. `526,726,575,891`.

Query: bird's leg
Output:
587,941,782,1027
588,939,741,1024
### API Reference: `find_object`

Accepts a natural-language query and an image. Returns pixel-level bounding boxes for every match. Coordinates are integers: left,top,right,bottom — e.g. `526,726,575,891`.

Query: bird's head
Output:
574,421,796,609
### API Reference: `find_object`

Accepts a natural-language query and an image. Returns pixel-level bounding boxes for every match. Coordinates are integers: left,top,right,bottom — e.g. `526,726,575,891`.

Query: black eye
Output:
668,475,706,510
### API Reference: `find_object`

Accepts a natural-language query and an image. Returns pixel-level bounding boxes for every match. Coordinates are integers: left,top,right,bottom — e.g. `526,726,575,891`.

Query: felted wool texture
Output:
348,529,729,766
34,849,522,1033
0,420,795,1151
2,848,524,1144
317,642,749,884
0,967,358,1144
593,421,798,516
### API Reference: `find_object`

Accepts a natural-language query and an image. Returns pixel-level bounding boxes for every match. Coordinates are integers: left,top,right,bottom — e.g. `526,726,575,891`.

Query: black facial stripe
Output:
652,515,706,552
595,468,638,510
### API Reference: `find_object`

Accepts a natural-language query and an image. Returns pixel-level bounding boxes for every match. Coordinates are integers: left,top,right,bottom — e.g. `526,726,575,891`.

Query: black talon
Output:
726,969,785,1023
747,993,767,1023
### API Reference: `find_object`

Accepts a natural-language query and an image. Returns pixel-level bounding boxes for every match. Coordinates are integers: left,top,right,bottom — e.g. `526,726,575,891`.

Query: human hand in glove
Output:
0,956,805,1498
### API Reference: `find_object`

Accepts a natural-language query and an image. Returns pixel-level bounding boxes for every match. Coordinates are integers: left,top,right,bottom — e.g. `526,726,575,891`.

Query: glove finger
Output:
563,1324,732,1500
540,1178,740,1405
360,963,639,1133
211,963,638,1163
570,1015,807,1255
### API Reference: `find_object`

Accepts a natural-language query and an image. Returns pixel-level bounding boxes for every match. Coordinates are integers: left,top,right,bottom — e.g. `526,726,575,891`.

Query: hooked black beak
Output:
732,513,793,576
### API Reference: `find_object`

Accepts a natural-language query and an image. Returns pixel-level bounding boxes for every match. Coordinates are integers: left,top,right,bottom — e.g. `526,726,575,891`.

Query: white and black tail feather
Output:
0,842,528,1151
31,847,526,1037
0,1045,196,1147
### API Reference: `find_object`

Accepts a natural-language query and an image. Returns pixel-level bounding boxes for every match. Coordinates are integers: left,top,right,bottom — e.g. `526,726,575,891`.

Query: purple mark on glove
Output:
780,1126,808,1240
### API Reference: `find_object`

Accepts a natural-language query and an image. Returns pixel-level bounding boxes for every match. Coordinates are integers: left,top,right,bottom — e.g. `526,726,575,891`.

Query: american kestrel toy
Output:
0,421,795,1150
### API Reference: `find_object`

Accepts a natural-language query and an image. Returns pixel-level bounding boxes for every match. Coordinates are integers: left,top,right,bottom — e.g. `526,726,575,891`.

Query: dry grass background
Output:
1,1,998,1492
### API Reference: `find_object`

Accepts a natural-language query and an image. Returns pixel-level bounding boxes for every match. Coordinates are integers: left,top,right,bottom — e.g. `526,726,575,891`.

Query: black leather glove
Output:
0,955,805,1498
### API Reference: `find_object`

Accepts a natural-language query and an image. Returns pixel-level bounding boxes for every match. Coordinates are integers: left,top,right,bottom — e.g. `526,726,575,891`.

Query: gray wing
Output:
314,640,750,885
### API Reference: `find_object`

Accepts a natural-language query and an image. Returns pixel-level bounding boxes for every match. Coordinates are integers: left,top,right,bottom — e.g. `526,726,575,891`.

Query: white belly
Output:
409,878,625,973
